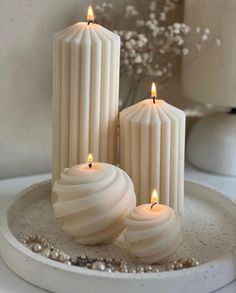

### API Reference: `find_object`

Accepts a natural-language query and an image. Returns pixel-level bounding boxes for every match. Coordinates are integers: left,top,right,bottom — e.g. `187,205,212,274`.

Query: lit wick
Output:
87,6,95,25
87,153,93,168
150,188,158,209
151,82,157,104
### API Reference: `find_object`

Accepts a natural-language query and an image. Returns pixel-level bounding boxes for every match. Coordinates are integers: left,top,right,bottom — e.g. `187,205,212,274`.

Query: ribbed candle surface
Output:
124,204,182,264
53,163,136,245
52,22,120,183
120,99,186,215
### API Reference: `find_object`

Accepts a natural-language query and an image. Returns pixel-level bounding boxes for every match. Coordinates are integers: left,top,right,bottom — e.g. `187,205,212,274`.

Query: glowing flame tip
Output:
151,82,157,98
87,6,94,22
151,189,158,204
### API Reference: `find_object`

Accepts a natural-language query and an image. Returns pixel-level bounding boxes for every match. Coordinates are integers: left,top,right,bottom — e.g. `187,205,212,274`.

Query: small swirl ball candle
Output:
52,154,136,245
124,189,182,264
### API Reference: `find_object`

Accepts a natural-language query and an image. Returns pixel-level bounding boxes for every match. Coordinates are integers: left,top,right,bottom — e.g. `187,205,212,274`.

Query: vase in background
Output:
182,0,236,176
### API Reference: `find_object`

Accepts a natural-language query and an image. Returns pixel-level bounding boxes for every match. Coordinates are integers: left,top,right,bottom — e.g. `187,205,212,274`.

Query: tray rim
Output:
0,179,236,292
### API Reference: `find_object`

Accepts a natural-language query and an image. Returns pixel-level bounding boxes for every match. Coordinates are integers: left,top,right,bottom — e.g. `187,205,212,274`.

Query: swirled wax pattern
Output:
53,163,136,245
124,203,182,264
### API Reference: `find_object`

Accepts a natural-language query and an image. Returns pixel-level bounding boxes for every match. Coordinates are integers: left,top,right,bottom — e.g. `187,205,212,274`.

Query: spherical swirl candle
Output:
52,154,136,245
124,189,182,264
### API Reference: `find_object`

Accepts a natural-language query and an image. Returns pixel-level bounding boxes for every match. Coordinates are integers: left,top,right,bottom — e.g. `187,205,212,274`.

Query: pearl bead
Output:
96,257,104,262
114,258,121,265
167,264,175,270
32,244,42,253
120,264,128,270
59,252,70,262
25,236,30,243
152,267,159,273
30,235,37,241
110,266,115,272
120,260,128,266
136,266,144,273
120,267,128,273
41,248,50,257
65,260,72,265
144,265,153,272
50,250,59,260
106,257,113,263
175,263,183,270
128,268,137,273
91,261,106,271
105,268,113,272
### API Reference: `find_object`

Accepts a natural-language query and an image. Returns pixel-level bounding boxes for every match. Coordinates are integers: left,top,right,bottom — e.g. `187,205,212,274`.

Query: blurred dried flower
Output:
94,0,221,108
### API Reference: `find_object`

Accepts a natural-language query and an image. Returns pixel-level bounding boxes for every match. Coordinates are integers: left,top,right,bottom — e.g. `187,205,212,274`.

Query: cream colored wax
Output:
53,158,136,245
120,85,186,215
124,193,182,264
52,7,120,184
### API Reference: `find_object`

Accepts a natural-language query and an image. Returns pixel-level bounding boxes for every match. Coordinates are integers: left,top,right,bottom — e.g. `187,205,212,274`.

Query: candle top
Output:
120,97,185,124
127,203,174,221
53,162,136,219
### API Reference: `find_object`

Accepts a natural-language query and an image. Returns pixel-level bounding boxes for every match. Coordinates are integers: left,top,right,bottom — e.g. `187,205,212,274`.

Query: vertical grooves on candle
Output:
89,29,101,161
103,29,120,164
150,106,161,202
79,26,91,162
95,27,111,162
69,28,83,167
163,105,179,211
52,23,120,186
52,26,77,187
130,106,146,203
140,106,151,204
166,103,186,214
159,107,171,205
52,37,61,185
120,99,185,214
61,33,73,172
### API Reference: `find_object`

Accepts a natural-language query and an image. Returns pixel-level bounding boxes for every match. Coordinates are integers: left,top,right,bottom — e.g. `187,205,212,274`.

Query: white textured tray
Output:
0,180,236,293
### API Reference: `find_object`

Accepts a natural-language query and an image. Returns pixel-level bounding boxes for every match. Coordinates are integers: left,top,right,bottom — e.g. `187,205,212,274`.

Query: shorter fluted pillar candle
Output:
124,189,182,264
52,154,136,245
120,83,186,215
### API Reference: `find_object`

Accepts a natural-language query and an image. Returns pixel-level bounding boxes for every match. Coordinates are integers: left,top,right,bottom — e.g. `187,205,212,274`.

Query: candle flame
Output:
87,6,94,22
87,153,93,168
151,189,158,205
151,82,157,98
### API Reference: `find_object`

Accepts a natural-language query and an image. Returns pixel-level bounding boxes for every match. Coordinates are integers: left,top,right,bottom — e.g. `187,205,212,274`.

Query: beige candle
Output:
52,6,120,184
52,154,136,245
124,189,182,264
120,83,186,215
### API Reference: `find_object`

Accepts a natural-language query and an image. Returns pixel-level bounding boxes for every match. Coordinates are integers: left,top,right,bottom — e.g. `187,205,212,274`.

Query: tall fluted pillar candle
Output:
52,7,120,183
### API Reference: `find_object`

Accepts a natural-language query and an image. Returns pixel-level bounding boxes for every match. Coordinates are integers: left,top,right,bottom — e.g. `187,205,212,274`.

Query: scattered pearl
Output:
144,265,153,272
32,244,42,253
23,234,200,274
50,250,59,260
92,261,106,271
41,248,51,258
105,268,113,272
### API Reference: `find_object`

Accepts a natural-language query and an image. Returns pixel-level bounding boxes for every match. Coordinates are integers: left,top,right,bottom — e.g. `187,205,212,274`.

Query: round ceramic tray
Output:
0,180,236,293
